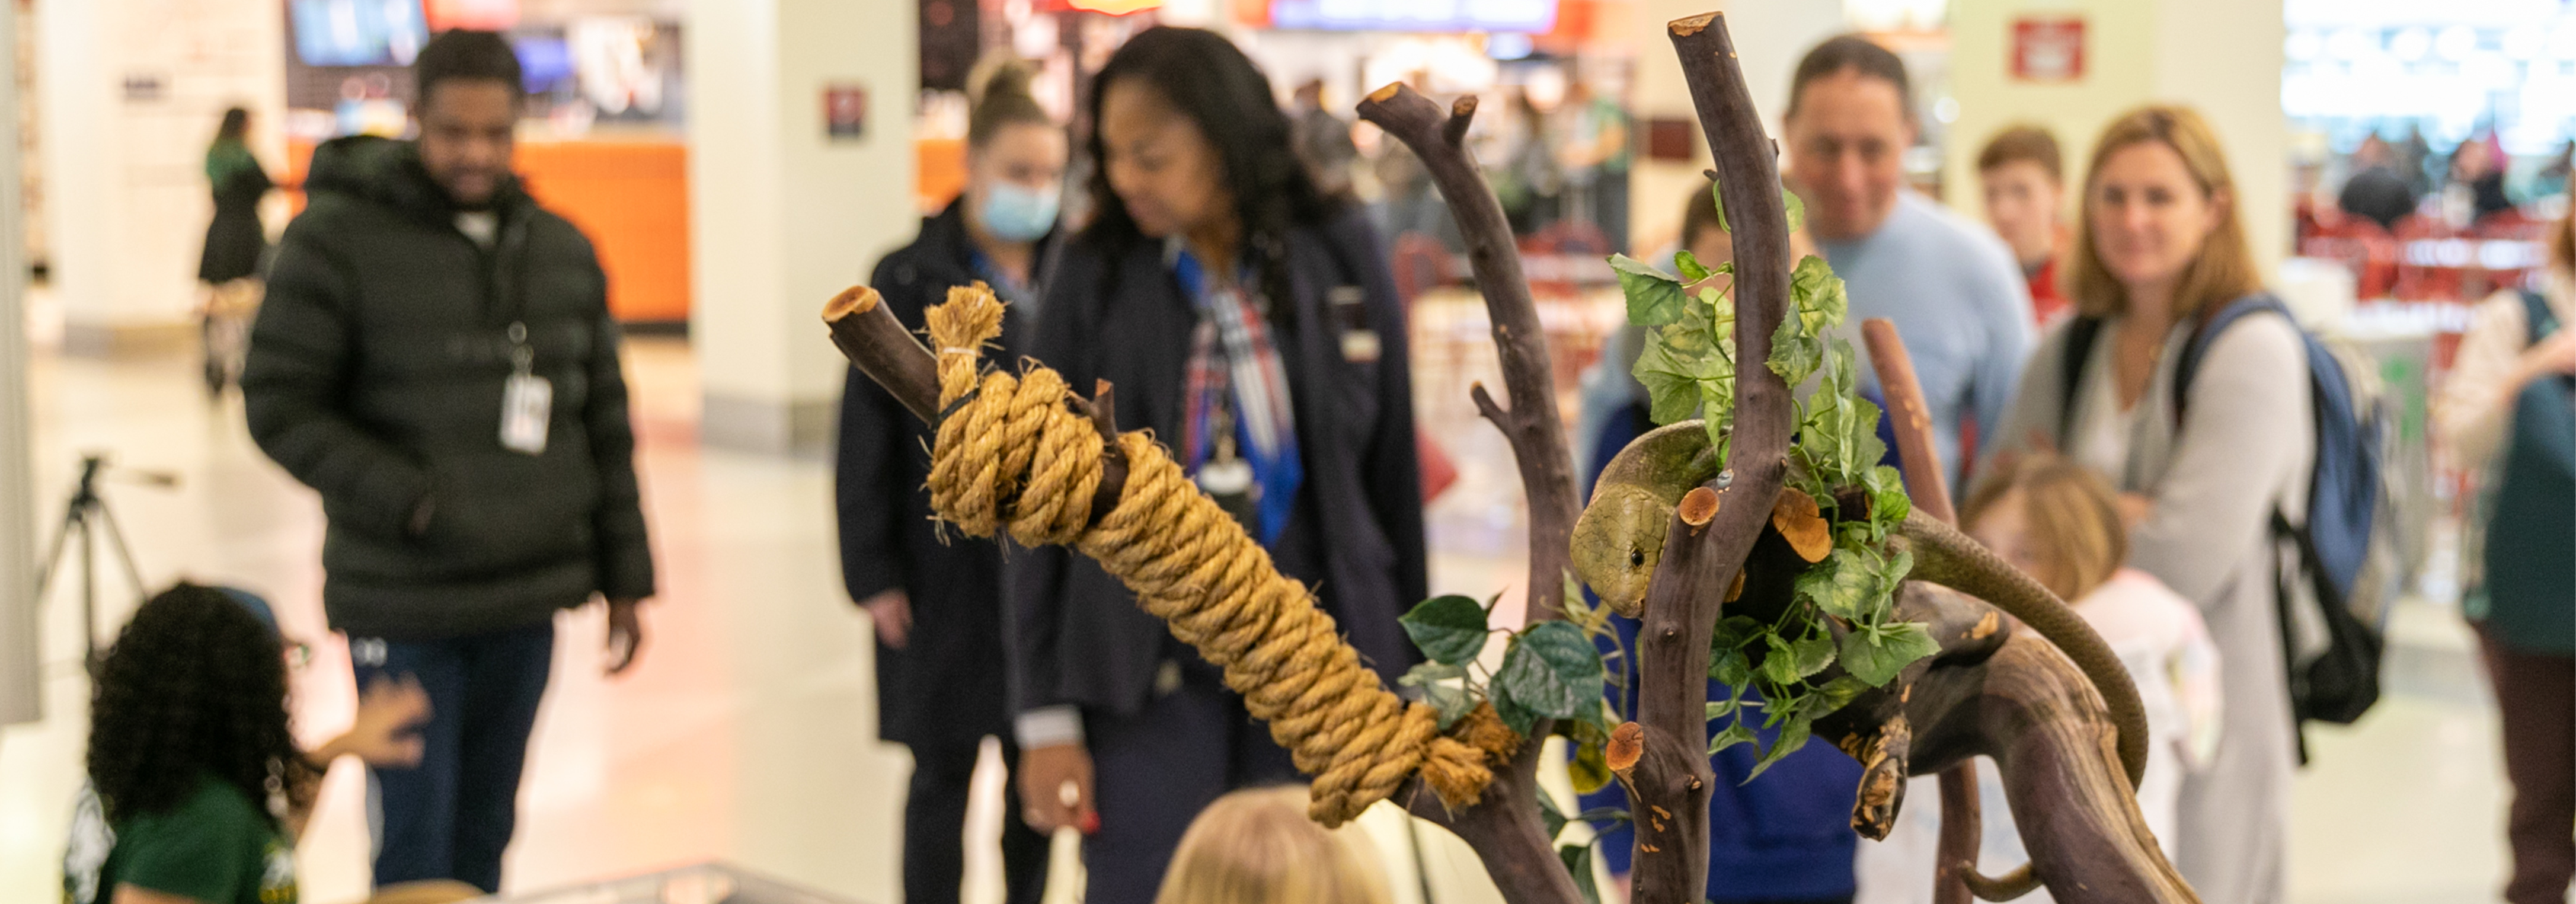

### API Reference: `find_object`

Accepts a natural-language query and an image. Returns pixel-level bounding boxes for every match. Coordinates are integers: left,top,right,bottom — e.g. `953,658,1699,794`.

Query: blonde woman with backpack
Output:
1977,106,2308,904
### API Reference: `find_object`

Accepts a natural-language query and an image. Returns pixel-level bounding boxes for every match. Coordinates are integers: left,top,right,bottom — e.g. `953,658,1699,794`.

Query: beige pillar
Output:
1,0,38,727
1945,0,2289,276
686,0,917,453
1629,0,1848,257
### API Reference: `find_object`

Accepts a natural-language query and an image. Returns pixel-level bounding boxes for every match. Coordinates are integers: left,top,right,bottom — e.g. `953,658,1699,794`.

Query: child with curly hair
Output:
64,584,450,904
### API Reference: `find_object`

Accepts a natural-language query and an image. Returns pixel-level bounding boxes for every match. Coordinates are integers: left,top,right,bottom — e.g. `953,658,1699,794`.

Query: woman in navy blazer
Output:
1005,26,1427,902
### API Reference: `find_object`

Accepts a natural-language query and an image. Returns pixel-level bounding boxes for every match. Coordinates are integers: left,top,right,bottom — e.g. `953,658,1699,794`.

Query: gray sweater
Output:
1980,309,2310,904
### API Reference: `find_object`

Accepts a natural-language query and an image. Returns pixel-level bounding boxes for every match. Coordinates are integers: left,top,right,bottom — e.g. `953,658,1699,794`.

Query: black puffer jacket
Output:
243,136,654,640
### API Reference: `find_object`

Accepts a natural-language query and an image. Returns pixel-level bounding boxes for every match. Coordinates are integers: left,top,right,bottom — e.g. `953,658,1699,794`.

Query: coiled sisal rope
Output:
918,284,1506,826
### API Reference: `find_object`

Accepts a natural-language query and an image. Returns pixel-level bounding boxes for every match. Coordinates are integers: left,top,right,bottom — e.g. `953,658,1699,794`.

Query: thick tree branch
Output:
1617,14,1802,903
1357,84,1581,628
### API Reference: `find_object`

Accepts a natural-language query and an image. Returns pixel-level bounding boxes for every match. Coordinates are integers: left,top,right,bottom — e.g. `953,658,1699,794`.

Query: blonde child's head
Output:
1961,453,2127,602
1153,785,1394,904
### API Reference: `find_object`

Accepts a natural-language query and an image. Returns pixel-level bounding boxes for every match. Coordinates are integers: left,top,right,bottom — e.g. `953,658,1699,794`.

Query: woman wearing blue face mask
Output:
835,55,1065,904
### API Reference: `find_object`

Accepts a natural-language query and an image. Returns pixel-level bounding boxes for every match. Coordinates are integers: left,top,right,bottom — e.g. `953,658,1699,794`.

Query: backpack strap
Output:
2057,315,2106,450
2172,293,2293,424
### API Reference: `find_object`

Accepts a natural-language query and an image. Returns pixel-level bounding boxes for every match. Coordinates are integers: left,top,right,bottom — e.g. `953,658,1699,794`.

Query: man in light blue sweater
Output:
1786,36,2034,488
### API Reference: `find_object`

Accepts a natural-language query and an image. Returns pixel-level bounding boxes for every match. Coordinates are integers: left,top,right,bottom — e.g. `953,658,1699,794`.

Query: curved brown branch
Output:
1861,317,1981,902
1357,83,1581,628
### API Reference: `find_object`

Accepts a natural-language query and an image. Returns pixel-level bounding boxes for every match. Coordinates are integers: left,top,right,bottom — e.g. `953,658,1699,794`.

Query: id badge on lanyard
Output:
500,321,552,455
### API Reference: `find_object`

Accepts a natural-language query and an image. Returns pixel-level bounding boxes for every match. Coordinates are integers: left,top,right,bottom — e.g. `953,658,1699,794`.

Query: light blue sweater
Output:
1817,191,2035,485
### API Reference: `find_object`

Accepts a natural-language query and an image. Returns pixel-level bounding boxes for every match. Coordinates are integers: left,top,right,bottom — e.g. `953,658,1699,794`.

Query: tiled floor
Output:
0,321,2528,903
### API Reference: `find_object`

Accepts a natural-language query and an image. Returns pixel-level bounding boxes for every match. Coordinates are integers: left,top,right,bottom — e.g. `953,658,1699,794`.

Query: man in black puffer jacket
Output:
241,31,652,893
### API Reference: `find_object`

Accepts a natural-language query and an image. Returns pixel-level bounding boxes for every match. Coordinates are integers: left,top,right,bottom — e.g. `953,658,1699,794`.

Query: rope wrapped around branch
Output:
921,284,1506,826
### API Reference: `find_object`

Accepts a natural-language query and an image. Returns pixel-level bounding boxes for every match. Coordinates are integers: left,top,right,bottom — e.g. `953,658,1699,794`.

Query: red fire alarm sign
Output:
2011,17,2085,82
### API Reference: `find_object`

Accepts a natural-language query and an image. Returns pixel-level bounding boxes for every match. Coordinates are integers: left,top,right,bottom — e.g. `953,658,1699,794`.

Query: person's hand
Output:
604,597,646,676
338,675,432,767
2514,330,2576,388
859,589,913,650
1018,743,1097,835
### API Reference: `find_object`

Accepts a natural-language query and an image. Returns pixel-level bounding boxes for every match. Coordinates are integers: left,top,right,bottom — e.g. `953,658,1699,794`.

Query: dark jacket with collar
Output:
839,199,1050,748
1007,206,1427,721
242,135,654,641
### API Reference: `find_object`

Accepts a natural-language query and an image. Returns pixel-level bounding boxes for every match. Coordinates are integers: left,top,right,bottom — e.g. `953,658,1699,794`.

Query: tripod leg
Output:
33,504,83,600
92,502,150,608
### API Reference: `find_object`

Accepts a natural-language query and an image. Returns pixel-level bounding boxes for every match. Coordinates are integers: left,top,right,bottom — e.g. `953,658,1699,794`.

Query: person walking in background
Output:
1976,125,2072,325
1784,35,2034,489
1978,106,2306,904
1008,26,1426,900
2337,134,2420,232
1560,74,1632,253
2437,210,2574,904
1289,79,1359,199
241,30,654,893
64,583,466,904
197,106,278,395
1152,786,1394,904
838,55,1062,904
1855,455,2222,903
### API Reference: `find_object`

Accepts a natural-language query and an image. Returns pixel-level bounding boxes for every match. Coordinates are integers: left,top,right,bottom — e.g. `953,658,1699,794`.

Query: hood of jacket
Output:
304,135,532,226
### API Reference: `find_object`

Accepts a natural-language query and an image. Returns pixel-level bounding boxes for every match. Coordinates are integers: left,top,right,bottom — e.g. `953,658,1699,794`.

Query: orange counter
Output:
285,138,693,325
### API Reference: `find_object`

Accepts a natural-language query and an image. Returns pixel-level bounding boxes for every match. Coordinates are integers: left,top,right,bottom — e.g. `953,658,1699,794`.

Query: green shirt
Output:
63,778,298,904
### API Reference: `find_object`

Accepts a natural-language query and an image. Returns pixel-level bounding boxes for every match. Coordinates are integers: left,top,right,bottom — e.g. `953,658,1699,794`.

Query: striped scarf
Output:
1171,239,1305,545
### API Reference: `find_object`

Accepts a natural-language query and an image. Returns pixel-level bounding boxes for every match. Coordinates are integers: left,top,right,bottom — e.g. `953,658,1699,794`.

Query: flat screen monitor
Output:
290,0,431,68
1267,0,1556,33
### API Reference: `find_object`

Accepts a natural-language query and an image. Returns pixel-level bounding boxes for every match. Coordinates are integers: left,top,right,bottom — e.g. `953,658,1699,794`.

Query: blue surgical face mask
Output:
977,180,1060,243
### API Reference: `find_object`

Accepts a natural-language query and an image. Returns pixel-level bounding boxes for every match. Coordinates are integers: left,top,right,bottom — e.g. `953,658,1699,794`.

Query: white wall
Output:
36,0,286,353
686,0,916,453
1945,0,2288,277
1628,0,1848,256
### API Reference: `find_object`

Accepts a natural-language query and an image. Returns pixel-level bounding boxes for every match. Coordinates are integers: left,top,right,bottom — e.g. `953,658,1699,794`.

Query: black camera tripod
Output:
34,454,173,674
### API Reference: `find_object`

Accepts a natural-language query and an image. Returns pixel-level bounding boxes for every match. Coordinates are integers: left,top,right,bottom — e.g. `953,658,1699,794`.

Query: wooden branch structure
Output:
1355,85,1582,630
819,11,2198,904
1607,15,1802,903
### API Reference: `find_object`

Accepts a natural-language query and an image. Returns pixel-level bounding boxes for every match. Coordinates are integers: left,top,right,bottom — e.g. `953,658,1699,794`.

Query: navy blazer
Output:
838,200,1047,748
1009,207,1428,720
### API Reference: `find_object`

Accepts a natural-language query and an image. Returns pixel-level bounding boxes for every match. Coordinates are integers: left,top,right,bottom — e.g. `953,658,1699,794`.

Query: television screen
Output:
290,0,430,68
1268,0,1555,33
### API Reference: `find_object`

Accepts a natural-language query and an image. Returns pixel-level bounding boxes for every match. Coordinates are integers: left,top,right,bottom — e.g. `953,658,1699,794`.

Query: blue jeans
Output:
350,619,555,893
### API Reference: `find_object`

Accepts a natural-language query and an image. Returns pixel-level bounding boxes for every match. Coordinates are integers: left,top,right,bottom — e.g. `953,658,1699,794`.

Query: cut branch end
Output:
1680,487,1722,527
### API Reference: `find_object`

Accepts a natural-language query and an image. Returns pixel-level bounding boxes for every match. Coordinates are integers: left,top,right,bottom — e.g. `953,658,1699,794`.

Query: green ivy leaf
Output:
1787,634,1837,681
1768,305,1822,386
1571,734,1615,794
1840,619,1942,686
1633,338,1711,426
1785,190,1807,234
1400,595,1492,666
1398,660,1467,688
1746,715,1814,781
1492,685,1541,737
1796,547,1881,622
1709,719,1759,755
1560,844,1604,904
1425,682,1475,730
1538,784,1569,841
1790,254,1848,333
1611,254,1688,327
1863,465,1912,536
1709,178,1729,234
1880,547,1916,590
1676,249,1712,283
1711,615,1762,651
1497,621,1607,721
1709,646,1754,686
1801,675,1873,721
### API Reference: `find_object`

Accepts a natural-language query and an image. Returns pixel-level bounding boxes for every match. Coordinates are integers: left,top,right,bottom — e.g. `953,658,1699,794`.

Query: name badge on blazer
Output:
1329,285,1380,363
